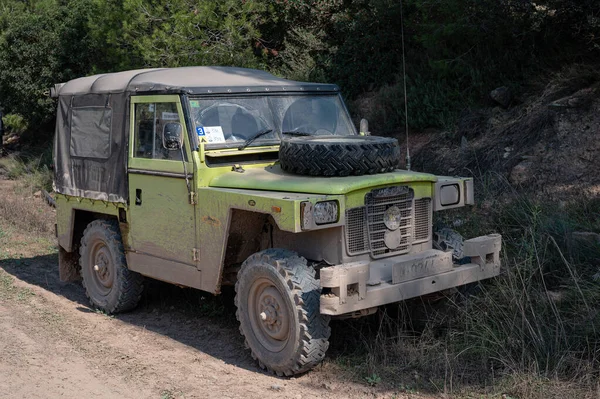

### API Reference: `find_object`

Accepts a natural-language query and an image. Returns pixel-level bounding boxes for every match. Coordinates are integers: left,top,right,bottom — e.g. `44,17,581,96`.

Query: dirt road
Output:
0,185,427,399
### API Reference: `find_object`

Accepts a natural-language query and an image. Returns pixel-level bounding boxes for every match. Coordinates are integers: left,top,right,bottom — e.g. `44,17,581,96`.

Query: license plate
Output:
392,250,453,284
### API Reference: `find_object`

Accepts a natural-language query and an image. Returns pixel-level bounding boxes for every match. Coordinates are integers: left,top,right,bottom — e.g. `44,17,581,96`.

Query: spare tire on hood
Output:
279,135,401,177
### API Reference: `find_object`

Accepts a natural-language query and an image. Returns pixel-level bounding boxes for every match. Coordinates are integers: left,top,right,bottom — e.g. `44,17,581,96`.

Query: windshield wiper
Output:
238,128,273,150
281,131,314,137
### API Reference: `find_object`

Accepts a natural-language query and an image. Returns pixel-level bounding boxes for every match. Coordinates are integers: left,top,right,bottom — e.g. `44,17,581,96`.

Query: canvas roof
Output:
56,66,339,96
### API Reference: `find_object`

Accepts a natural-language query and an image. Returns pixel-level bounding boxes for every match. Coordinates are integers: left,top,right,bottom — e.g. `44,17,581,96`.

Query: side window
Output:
70,106,112,159
134,102,186,161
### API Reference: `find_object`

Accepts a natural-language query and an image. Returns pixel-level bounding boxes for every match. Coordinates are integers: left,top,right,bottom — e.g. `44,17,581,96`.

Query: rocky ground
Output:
402,65,600,201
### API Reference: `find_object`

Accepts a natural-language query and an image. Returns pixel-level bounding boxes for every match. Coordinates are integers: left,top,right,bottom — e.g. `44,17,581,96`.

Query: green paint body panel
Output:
209,164,437,195
125,95,202,287
55,194,123,252
127,95,195,262
55,93,448,296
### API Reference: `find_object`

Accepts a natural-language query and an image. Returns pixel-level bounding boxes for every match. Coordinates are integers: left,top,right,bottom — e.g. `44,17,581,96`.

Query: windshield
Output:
188,94,356,149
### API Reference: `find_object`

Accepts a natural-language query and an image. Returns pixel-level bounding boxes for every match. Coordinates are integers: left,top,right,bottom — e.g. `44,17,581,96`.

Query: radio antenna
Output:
400,0,411,171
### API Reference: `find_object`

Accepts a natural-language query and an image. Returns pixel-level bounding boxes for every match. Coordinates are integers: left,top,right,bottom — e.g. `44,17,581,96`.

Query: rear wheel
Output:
79,219,144,314
235,249,331,376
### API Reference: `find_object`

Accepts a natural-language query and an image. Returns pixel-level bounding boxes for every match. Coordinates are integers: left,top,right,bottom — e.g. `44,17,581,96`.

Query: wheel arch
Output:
57,209,121,282
220,209,270,288
59,209,120,252
219,209,343,289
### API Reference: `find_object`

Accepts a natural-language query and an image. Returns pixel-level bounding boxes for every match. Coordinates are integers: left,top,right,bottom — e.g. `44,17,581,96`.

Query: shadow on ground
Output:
0,252,378,386
0,254,265,375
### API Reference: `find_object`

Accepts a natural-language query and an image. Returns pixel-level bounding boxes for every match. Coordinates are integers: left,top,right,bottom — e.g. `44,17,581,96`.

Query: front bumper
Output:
320,234,502,316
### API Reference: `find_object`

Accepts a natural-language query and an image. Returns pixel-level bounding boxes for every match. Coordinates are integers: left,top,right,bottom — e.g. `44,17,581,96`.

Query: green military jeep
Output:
52,67,501,376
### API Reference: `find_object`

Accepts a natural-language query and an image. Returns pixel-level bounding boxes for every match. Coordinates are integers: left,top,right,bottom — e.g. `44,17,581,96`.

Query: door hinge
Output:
192,248,200,262
189,191,197,205
232,164,245,173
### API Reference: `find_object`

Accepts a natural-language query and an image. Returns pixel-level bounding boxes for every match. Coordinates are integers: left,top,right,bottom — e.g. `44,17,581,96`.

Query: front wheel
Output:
235,249,331,376
79,219,144,314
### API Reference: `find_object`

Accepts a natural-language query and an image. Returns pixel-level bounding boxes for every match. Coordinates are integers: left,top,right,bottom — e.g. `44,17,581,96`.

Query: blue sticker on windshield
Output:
196,126,205,136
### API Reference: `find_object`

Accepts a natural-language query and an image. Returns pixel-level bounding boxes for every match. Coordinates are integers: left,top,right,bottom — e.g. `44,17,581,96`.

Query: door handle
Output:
135,189,142,205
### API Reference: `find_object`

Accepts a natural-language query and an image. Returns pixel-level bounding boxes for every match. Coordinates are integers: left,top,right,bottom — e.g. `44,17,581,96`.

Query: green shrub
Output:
0,1,98,127
360,74,468,134
2,113,28,135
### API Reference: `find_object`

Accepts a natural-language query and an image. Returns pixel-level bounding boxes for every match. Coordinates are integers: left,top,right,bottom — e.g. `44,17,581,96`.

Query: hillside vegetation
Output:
1,1,600,397
0,0,598,137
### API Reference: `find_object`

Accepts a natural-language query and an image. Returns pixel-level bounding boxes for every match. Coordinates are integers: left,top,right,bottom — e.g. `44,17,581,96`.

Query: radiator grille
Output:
413,198,432,242
345,207,369,255
365,187,414,258
344,186,432,259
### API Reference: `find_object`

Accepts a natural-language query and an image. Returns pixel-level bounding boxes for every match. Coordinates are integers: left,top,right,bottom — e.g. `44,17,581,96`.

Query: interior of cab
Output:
281,97,338,134
193,96,343,145
195,103,267,142
134,103,184,161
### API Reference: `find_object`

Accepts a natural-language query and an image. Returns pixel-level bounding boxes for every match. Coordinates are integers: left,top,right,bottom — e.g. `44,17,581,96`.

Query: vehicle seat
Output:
231,109,258,138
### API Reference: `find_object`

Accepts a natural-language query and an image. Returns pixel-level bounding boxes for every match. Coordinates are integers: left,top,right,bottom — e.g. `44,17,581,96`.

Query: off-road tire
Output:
79,219,144,314
235,249,331,376
434,228,465,261
279,135,401,177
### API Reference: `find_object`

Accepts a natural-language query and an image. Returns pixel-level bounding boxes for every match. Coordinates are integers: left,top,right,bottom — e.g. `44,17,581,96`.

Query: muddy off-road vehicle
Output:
52,67,501,375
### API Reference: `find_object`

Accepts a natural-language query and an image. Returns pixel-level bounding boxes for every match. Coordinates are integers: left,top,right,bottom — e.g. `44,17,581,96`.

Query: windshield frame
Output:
186,92,357,151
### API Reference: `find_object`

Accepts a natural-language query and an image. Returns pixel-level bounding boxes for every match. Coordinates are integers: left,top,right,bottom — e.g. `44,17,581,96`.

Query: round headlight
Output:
383,206,402,230
384,229,403,249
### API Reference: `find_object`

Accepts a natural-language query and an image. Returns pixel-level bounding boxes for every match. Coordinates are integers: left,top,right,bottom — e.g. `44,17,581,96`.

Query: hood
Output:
209,164,437,195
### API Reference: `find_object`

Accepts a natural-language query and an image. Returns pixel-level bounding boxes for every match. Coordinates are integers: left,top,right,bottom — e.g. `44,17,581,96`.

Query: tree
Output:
117,0,270,68
0,0,98,126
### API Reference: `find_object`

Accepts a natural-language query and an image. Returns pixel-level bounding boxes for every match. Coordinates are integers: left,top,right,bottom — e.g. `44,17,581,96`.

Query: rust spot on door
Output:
202,215,221,227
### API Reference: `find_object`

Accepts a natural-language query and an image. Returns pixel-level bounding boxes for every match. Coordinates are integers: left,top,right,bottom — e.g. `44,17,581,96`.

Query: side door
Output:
126,95,201,288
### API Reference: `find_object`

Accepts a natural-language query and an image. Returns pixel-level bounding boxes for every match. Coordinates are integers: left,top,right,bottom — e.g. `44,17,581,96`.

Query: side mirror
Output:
359,118,370,136
162,122,183,150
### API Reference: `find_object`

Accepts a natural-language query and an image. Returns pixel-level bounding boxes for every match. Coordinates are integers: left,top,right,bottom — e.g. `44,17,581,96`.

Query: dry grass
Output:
0,149,55,235
0,181,54,235
329,173,600,397
0,152,53,193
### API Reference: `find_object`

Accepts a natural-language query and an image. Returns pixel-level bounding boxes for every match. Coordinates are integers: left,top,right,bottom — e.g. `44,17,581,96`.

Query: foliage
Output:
2,114,28,135
0,0,98,126
0,151,53,192
99,0,271,68
0,0,598,135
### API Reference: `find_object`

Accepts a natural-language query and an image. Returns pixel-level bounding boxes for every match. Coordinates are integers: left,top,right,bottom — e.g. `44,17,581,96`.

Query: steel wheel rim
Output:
248,277,290,353
89,241,114,297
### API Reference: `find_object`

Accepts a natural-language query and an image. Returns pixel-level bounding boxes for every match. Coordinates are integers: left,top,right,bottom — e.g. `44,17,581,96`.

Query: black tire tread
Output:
79,219,144,314
279,135,401,177
434,227,465,260
235,249,331,376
